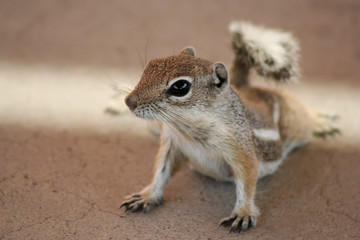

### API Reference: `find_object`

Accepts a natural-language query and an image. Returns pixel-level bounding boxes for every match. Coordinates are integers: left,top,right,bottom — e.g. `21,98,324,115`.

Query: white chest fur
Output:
181,141,233,181
165,122,233,182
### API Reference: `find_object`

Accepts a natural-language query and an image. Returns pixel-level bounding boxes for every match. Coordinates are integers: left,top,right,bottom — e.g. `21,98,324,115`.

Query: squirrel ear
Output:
179,46,196,57
211,62,229,90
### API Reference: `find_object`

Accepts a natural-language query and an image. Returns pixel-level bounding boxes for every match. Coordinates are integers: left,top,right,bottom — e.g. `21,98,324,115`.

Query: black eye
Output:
167,80,191,97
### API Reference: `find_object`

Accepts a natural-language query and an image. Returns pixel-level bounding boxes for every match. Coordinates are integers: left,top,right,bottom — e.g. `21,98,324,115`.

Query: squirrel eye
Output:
167,80,191,97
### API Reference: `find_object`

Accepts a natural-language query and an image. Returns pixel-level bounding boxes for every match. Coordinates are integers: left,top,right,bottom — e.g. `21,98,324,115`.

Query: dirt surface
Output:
0,0,359,239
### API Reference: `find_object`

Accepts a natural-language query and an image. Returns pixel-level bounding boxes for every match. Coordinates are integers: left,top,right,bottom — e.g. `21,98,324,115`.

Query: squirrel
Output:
120,21,339,233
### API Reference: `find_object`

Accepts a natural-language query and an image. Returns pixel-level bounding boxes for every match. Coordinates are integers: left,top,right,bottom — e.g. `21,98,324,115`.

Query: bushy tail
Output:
229,21,300,87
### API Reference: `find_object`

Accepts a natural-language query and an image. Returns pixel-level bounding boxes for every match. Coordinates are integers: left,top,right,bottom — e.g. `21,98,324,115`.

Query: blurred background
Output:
0,1,359,239
1,0,359,78
0,0,359,130
0,0,359,131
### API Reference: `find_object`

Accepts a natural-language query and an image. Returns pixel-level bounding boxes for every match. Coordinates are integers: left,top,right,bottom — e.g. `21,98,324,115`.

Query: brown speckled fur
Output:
121,24,333,232
122,47,316,233
238,86,277,129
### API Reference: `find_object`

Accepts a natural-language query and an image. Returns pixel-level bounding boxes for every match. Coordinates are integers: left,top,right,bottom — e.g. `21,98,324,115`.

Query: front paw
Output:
219,214,257,233
120,193,162,213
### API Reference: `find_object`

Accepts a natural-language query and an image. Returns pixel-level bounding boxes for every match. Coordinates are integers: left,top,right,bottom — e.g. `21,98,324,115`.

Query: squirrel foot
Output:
313,113,341,139
120,193,162,213
219,214,257,233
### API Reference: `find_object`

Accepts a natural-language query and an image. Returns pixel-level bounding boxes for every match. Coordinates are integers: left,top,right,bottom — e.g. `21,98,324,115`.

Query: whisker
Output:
161,107,197,129
105,84,134,116
145,33,150,66
145,24,156,66
113,85,133,94
135,47,145,69
154,105,200,141
154,106,185,136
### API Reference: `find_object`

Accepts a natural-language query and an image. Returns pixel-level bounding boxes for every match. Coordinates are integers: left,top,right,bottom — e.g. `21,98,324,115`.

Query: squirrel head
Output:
125,47,230,121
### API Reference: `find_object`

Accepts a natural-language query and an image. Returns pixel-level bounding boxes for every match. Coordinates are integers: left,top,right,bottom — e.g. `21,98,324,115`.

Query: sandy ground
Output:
0,0,359,239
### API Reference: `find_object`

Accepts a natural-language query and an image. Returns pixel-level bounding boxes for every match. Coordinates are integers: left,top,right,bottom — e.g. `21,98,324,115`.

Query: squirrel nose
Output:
125,95,138,111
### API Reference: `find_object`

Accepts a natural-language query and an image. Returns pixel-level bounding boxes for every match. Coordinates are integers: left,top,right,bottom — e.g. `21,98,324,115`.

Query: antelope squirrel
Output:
120,21,339,233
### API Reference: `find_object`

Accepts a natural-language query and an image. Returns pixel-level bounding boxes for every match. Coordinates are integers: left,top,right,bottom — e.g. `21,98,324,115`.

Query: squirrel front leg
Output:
120,135,185,213
220,145,260,232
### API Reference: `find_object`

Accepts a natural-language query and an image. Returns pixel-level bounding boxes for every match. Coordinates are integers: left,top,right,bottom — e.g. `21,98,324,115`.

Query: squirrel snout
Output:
125,95,138,111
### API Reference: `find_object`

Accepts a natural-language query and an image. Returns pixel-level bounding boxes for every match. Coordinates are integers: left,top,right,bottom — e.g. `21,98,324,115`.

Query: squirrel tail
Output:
229,21,300,88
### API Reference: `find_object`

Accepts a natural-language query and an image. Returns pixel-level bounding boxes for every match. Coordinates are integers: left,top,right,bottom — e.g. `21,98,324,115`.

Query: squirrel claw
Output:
219,215,236,227
120,194,161,213
220,215,256,233
119,196,141,210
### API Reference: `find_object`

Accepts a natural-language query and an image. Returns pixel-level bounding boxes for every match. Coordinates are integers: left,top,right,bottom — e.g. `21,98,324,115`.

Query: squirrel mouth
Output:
131,106,160,121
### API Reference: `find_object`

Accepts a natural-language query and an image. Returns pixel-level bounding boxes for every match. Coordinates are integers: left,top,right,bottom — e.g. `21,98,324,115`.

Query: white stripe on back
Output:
253,129,280,141
273,100,280,124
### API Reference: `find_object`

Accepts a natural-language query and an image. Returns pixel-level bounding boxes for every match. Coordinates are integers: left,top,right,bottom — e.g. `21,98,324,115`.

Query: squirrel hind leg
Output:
312,113,341,139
